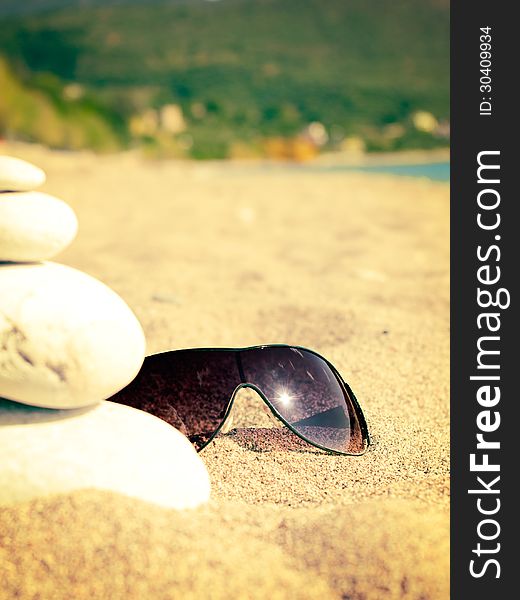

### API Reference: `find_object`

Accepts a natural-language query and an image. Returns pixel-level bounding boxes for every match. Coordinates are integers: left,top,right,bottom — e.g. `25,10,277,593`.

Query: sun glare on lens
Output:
276,389,293,406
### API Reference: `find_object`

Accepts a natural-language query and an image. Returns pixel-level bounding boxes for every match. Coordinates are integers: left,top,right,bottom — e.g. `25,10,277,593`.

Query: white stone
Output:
0,156,46,191
0,192,78,262
0,399,211,509
0,262,146,409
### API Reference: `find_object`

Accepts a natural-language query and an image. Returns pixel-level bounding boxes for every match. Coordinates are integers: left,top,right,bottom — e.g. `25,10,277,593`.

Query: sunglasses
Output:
108,345,370,455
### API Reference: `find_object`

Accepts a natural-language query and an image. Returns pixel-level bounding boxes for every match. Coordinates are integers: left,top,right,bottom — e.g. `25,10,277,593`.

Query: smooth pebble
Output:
0,192,78,262
0,399,211,509
0,156,46,191
0,262,146,409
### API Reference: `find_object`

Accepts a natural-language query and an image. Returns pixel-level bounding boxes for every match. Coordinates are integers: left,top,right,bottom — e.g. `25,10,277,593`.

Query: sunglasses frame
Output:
142,344,371,456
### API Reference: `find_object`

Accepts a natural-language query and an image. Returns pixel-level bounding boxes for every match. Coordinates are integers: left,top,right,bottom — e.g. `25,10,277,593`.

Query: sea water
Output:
317,162,450,182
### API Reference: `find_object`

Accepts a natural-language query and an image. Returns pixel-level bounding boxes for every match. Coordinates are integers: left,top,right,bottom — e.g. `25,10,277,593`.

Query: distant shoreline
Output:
1,141,450,169
307,147,450,168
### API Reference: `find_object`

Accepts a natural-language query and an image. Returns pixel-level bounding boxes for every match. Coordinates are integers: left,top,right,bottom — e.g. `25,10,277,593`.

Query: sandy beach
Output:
0,144,449,599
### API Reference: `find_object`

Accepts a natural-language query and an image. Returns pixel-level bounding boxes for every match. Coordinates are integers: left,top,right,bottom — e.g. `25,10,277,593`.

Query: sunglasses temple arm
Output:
338,373,371,449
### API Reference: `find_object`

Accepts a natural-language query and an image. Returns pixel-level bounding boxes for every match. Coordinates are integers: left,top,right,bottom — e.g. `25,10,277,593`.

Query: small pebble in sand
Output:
0,399,211,509
0,155,46,191
237,206,256,224
0,262,146,409
0,191,78,262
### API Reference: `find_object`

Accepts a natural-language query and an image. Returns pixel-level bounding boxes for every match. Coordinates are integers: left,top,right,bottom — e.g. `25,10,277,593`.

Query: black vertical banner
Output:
451,2,516,597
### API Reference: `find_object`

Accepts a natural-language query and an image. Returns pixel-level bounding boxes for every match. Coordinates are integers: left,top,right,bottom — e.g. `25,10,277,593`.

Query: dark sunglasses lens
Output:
108,350,240,450
240,347,365,454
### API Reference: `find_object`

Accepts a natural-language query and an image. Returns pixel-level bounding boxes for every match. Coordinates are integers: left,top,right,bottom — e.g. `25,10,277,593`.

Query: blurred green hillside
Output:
0,0,449,159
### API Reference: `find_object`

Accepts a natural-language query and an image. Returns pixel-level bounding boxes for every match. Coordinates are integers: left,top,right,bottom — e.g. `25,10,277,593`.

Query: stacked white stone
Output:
0,155,210,510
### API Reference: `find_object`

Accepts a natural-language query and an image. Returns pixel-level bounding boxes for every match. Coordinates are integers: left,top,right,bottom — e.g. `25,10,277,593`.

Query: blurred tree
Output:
15,27,84,80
